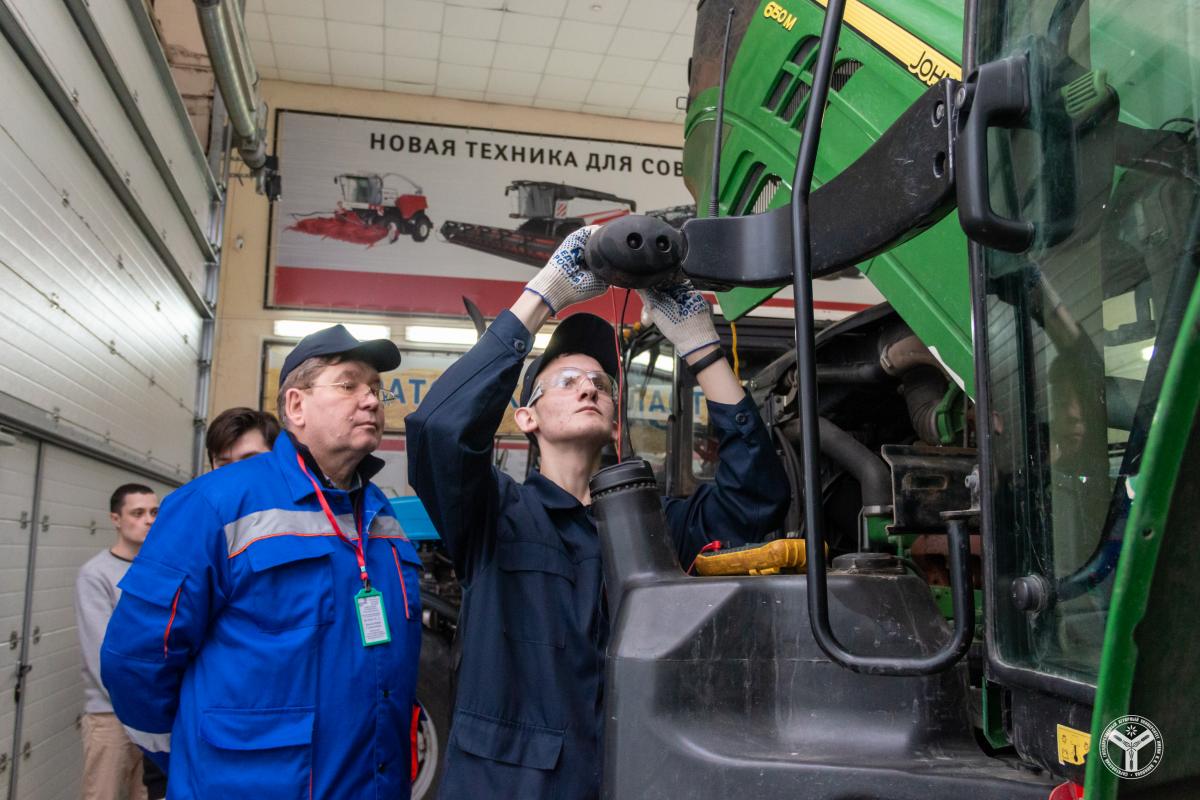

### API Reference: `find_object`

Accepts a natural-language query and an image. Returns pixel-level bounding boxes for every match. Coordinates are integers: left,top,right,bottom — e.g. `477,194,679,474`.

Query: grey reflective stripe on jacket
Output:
224,508,408,556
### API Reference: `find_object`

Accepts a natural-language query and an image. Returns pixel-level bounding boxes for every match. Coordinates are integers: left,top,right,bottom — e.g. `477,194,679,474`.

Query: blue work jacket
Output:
101,433,422,799
406,311,789,799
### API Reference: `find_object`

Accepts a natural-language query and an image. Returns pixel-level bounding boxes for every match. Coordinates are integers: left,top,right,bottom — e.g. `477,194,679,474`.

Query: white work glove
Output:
638,279,719,357
523,225,607,315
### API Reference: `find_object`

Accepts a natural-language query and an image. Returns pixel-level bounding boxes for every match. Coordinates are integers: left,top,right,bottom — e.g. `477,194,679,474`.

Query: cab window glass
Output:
980,0,1200,683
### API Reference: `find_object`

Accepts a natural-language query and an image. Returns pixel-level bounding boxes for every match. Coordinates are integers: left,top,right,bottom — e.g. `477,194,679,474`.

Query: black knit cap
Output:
519,313,618,407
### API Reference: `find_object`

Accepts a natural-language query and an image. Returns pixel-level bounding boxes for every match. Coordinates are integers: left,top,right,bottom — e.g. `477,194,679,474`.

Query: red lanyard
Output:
296,453,370,588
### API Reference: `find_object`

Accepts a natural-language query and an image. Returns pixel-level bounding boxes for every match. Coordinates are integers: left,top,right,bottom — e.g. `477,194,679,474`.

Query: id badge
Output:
355,587,392,646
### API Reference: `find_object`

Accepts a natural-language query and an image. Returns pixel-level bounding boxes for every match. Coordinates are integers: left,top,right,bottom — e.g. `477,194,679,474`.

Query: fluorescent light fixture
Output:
405,325,478,346
1141,345,1155,361
404,325,553,351
273,320,391,340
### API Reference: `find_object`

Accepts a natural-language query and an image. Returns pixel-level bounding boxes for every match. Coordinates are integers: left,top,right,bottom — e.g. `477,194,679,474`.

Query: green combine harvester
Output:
583,0,1200,797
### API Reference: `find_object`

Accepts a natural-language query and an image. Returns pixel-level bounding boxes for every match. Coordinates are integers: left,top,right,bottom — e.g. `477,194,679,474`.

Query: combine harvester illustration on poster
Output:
440,180,691,267
288,172,433,246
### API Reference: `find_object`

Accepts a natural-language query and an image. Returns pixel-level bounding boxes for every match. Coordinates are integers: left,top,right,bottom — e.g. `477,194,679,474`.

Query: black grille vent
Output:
762,37,818,119
791,37,819,68
764,73,789,112
780,82,811,123
730,163,781,216
749,176,781,215
730,163,765,216
762,39,865,128
830,59,863,92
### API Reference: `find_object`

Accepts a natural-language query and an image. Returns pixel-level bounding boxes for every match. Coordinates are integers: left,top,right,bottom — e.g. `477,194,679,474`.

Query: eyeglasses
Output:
528,367,616,405
308,381,398,404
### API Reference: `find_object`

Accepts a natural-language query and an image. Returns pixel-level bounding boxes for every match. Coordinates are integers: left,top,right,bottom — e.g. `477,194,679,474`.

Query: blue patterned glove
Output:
638,279,719,357
523,225,607,314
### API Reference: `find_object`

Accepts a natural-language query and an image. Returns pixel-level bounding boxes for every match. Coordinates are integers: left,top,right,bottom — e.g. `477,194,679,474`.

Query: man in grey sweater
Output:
75,483,158,800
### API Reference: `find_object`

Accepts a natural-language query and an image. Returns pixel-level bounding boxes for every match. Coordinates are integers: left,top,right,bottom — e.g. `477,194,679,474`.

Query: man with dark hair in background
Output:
121,408,282,798
205,406,281,468
75,483,158,800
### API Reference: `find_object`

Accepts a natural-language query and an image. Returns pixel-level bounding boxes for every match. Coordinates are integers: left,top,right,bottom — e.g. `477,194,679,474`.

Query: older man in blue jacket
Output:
407,227,790,799
102,326,422,799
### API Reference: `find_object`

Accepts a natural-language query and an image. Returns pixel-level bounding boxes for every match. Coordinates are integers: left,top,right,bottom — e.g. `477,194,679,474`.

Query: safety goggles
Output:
527,367,616,406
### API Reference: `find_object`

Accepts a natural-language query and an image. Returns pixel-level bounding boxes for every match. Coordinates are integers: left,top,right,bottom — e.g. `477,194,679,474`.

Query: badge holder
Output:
355,586,392,646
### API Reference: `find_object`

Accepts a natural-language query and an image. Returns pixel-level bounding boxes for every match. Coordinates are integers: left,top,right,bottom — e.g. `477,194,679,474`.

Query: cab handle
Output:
955,55,1035,252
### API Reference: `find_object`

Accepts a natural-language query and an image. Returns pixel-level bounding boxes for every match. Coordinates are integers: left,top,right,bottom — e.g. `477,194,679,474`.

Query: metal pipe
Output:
816,362,886,383
221,0,268,172
793,0,971,676
900,367,949,445
782,418,892,509
790,0,846,664
194,0,256,144
239,136,268,171
879,333,943,375
772,425,803,534
223,0,260,103
421,592,461,625
880,333,948,444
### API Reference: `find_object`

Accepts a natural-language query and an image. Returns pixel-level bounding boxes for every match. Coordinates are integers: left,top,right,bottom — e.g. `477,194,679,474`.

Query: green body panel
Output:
863,513,889,546
928,586,983,635
684,0,975,391
981,681,1011,750
859,0,963,59
1085,283,1200,795
934,384,965,444
1084,16,1200,787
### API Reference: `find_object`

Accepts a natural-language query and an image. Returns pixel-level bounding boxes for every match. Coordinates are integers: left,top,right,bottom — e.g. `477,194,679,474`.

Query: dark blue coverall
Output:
406,310,789,799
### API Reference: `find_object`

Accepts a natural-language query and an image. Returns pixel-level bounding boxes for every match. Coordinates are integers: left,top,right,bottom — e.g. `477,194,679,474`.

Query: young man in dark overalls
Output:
407,227,789,799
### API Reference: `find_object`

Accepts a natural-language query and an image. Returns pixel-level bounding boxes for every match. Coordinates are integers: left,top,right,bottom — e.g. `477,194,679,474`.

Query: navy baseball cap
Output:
520,313,619,407
280,325,401,386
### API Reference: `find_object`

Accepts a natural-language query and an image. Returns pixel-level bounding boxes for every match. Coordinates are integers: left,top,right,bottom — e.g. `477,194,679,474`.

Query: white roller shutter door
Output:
0,29,204,478
8,443,172,800
0,432,38,791
0,0,223,795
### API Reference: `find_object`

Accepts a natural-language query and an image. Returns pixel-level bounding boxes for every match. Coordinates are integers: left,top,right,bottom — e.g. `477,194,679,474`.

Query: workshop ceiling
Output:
243,0,696,124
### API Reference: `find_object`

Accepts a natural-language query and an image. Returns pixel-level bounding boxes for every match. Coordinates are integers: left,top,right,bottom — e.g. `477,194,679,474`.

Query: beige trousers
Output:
81,713,148,800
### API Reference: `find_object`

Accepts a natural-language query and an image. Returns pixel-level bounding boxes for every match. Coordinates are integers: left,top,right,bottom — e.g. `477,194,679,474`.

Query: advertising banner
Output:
268,110,693,318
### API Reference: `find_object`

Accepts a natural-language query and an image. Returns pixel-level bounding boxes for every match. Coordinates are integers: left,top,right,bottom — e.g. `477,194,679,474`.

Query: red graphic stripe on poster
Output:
274,267,872,316
274,266,633,318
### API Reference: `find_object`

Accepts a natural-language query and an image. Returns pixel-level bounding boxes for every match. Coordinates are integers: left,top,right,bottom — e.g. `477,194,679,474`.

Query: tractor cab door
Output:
964,0,1200,791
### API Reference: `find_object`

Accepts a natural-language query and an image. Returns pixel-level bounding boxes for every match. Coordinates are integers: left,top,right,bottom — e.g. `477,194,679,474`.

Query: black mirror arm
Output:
792,0,973,677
